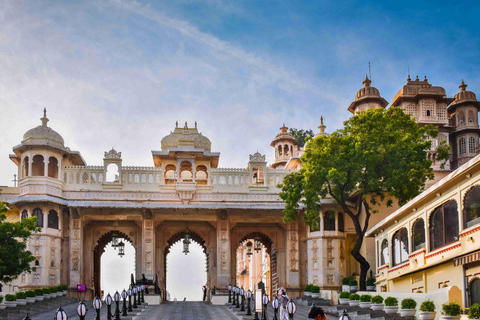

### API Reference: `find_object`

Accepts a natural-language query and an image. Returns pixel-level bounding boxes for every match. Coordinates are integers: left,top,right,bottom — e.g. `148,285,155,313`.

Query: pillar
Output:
286,222,300,297
142,218,155,280
216,218,231,288
44,154,48,177
69,210,83,294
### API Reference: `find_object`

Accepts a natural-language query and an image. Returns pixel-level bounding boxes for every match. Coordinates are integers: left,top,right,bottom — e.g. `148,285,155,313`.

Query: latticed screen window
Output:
460,137,467,155
436,104,447,121
421,100,435,118
469,136,477,154
404,104,418,119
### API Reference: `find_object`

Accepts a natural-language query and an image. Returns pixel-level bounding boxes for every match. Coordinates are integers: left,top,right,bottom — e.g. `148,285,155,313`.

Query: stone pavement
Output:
133,301,239,320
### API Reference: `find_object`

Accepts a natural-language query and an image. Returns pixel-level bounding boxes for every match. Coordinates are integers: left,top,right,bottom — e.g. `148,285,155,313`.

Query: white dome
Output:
22,115,65,149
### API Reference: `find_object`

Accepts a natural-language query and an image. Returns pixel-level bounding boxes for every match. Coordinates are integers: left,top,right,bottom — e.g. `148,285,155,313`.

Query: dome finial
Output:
280,124,288,133
424,75,428,82
176,121,178,128
318,116,326,134
460,79,467,91
41,108,49,127
363,74,371,87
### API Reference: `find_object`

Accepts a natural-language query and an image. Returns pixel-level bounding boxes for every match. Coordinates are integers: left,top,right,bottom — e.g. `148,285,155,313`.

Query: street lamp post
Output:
235,287,240,309
272,297,279,320
338,310,352,320
141,285,145,303
93,296,103,320
121,290,128,316
228,285,232,303
246,290,252,316
240,287,245,312
133,286,138,309
105,293,113,320
76,301,87,320
232,286,236,305
127,288,133,312
137,286,142,307
262,294,269,320
287,301,297,320
114,291,121,320
54,306,68,320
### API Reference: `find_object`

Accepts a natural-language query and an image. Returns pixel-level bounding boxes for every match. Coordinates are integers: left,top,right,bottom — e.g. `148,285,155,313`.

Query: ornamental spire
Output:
41,108,49,127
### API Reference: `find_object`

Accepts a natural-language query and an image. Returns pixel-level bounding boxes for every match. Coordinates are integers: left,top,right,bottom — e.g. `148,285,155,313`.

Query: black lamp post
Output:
121,290,128,316
54,306,68,320
240,287,245,312
254,291,260,320
114,291,121,320
287,301,297,320
228,285,232,303
127,288,133,312
104,293,113,320
235,287,240,308
272,297,279,320
141,285,145,303
93,296,103,320
262,294,269,320
76,301,87,320
136,285,142,307
338,310,352,320
246,290,252,316
132,286,138,309
232,286,236,305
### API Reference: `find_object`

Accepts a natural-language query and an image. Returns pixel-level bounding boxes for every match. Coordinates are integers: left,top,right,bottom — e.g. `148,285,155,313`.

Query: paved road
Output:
135,302,238,320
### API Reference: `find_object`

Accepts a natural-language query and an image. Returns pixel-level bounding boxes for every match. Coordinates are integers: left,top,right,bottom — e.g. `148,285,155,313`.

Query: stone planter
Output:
44,294,51,299
0,304,6,311
418,311,436,320
311,293,320,299
349,300,360,307
350,285,358,292
400,309,417,317
339,298,350,305
371,303,384,311
4,301,17,308
35,295,44,302
26,297,36,304
56,292,63,297
342,285,350,292
50,293,57,298
441,316,461,320
63,290,67,295
304,292,312,297
384,306,399,314
16,299,27,306
366,286,375,291
359,302,372,309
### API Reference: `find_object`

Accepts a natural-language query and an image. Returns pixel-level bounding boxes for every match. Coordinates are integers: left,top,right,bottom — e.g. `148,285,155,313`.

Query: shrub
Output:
42,288,50,295
339,292,351,299
61,284,68,291
401,298,417,309
349,293,360,301
385,297,398,306
0,296,3,303
49,287,57,294
366,277,376,286
305,284,314,292
5,294,16,302
16,292,26,299
349,279,358,286
311,285,320,294
420,300,435,312
34,289,43,296
360,294,372,302
342,277,352,285
468,303,480,319
372,295,384,304
442,302,461,316
26,291,35,298
56,286,63,292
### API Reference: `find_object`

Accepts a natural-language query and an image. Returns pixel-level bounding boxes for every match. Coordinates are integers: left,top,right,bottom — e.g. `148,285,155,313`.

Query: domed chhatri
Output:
161,121,211,152
451,80,478,106
348,75,388,114
22,108,65,149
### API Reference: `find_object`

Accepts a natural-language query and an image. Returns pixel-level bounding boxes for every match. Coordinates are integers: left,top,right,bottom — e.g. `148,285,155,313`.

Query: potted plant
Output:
34,289,44,301
366,277,376,291
349,279,358,292
0,296,5,311
371,295,384,311
61,285,68,295
49,287,57,298
15,292,27,306
311,285,320,299
400,298,417,317
56,286,63,297
4,294,17,308
342,277,351,292
384,297,399,314
339,292,351,305
304,284,312,297
42,288,51,299
349,293,360,307
25,291,36,304
442,302,461,320
359,294,372,309
418,300,436,320
468,303,480,320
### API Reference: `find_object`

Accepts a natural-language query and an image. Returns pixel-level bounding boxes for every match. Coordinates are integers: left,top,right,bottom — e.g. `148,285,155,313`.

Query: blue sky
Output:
0,0,479,185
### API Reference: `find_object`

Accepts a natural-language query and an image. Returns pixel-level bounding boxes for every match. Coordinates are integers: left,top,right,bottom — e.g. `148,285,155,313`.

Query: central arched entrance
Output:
164,230,209,301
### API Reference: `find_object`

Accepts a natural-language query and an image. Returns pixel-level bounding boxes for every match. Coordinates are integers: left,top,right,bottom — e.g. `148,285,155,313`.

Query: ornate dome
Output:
355,75,381,101
454,80,477,102
22,111,65,149
161,122,211,152
270,124,297,147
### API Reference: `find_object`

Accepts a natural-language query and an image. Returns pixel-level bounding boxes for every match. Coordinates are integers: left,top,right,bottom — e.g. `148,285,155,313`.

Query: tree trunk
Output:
350,233,370,291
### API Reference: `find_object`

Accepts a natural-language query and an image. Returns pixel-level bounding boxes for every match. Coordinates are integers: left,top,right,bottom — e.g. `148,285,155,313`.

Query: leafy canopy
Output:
289,128,314,147
0,201,40,283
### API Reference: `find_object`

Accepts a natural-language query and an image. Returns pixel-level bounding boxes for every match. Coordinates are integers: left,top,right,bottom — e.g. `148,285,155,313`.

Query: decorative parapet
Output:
249,152,266,162
104,148,122,159
460,226,480,238
409,248,426,259
425,243,461,259
388,262,410,273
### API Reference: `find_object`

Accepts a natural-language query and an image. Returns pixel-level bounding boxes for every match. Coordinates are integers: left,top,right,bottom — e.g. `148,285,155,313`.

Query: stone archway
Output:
93,230,134,297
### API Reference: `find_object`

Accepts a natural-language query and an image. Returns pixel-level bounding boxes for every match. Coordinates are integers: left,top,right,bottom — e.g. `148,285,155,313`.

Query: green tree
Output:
289,128,314,147
279,107,449,290
0,201,40,283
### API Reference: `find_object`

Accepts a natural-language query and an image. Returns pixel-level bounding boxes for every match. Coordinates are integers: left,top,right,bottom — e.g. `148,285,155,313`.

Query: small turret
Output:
270,124,298,169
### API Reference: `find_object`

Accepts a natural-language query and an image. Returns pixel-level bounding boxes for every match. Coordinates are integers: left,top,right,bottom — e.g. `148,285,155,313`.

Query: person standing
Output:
277,287,289,320
202,285,207,301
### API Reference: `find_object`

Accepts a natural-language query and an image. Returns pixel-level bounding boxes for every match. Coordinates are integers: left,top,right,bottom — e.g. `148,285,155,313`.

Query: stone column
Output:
216,218,231,288
28,152,32,177
44,154,49,177
69,210,83,294
286,222,300,297
142,218,155,280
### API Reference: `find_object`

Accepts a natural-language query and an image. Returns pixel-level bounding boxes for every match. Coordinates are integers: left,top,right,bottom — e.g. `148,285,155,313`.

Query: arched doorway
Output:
471,278,480,305
93,231,134,297
164,230,209,301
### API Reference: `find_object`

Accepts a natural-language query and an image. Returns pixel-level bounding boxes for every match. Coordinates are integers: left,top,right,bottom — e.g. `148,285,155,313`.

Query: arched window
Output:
426,110,431,117
459,111,466,126
290,145,293,156
278,145,282,156
32,208,43,227
32,155,45,176
392,228,408,266
106,163,119,182
21,210,28,221
429,201,459,251
460,137,467,155
23,156,29,177
412,219,425,251
164,164,176,185
82,172,89,184
47,157,58,179
338,212,344,232
180,161,193,182
380,239,389,266
324,210,336,231
464,186,480,228
284,145,289,156
252,167,264,186
469,136,477,154
48,210,59,229
469,110,475,124
196,165,208,185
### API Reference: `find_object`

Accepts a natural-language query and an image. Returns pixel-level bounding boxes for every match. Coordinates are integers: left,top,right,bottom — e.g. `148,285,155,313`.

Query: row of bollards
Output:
227,285,297,320
23,284,147,320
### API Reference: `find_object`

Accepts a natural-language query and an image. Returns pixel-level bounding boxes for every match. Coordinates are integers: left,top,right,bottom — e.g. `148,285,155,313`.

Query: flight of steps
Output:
0,297,78,320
